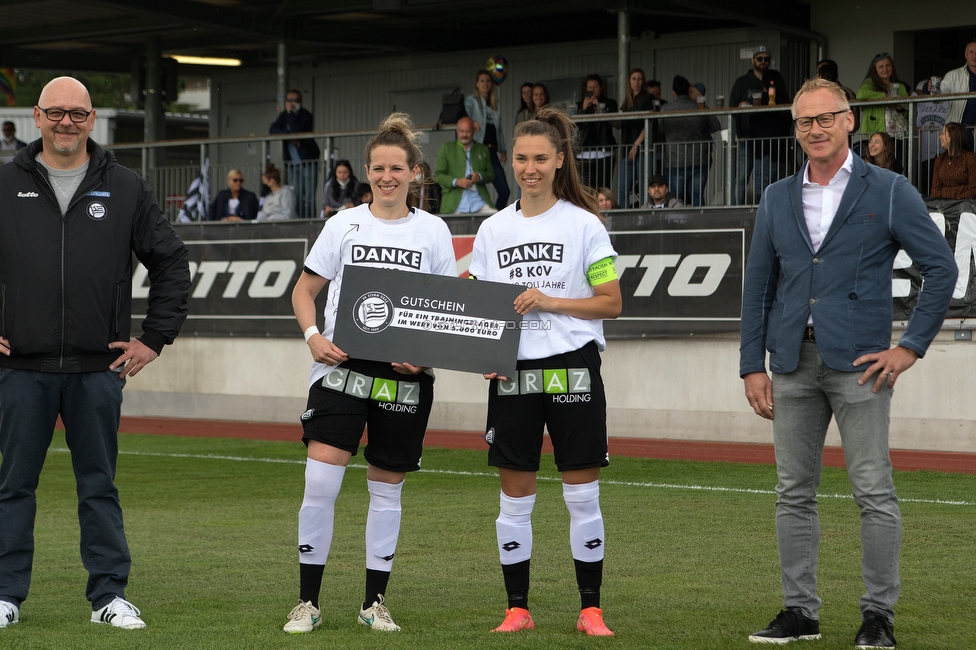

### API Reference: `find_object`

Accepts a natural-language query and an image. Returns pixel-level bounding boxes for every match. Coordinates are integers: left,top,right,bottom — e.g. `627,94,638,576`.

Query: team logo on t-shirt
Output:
351,245,423,270
496,242,564,268
87,201,107,221
352,291,395,333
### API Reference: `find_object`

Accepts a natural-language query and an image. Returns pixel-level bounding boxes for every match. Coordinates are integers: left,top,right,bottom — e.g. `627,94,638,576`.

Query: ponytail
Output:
513,107,602,219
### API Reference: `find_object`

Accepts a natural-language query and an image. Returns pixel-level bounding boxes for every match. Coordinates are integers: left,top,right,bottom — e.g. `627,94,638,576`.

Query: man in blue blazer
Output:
740,79,956,648
435,117,495,214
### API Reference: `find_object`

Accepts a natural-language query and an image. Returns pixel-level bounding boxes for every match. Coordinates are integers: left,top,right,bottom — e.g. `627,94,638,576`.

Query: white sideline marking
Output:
49,448,974,506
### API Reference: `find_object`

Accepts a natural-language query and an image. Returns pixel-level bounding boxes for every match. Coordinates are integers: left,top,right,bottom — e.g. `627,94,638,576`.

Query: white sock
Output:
563,480,605,562
496,492,535,565
365,479,403,572
297,458,345,564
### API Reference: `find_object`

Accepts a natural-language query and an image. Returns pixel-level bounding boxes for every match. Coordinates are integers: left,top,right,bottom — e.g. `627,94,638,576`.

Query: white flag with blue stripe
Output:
177,158,210,222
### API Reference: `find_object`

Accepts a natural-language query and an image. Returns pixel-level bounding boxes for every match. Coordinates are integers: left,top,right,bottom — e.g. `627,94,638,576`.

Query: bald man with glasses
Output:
0,77,189,631
740,78,955,648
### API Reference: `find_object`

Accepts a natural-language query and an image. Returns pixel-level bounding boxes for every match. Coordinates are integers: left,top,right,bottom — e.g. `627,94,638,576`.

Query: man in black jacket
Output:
576,74,618,190
270,89,320,218
0,77,190,631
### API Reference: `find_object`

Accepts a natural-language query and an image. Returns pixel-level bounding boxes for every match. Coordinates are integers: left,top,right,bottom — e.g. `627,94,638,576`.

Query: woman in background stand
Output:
466,70,510,209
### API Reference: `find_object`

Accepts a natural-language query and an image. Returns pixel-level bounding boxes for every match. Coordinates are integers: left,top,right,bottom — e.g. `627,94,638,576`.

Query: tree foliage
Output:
11,69,133,108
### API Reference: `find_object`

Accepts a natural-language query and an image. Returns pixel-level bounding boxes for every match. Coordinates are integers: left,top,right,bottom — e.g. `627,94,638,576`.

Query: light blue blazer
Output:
740,154,956,376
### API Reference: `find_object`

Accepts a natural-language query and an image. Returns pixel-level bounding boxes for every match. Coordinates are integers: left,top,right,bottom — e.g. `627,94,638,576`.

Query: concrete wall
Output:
122,332,976,453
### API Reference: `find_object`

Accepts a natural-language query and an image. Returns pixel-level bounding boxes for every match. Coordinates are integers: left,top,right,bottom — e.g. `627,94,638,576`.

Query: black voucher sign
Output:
333,265,524,377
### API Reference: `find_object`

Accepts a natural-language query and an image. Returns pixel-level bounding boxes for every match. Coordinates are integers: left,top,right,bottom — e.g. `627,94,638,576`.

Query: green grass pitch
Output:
1,430,974,649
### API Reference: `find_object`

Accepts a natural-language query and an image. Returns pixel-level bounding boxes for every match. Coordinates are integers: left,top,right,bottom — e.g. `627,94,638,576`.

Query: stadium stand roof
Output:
0,0,810,72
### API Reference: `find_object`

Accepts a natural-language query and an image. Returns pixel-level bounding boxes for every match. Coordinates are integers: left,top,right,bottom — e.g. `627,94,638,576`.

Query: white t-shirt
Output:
303,203,457,385
469,199,617,360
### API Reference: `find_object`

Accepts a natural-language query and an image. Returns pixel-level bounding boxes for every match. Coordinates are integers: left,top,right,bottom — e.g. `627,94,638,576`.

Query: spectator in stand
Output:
411,161,441,214
618,68,653,207
914,80,949,194
645,80,666,110
357,183,372,205
516,82,535,125
0,121,26,165
645,80,667,174
730,45,793,204
435,116,495,214
856,54,909,140
642,175,684,209
577,74,618,190
466,70,510,209
862,133,902,174
660,76,721,206
208,169,259,221
321,160,361,218
931,122,976,200
596,187,619,212
940,38,976,148
269,90,320,218
532,83,549,114
688,83,707,107
257,163,297,220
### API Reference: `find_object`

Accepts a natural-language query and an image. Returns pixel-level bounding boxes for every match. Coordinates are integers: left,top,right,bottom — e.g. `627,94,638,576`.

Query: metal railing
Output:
103,93,976,221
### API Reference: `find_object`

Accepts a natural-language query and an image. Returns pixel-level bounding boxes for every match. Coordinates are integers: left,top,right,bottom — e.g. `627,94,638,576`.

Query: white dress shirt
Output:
801,149,854,324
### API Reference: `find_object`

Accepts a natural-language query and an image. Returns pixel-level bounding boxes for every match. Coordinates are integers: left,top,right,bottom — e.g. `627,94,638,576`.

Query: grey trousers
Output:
771,342,900,621
0,368,130,610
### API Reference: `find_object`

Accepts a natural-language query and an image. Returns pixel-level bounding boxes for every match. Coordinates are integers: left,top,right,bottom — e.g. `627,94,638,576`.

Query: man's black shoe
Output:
854,611,895,649
749,607,821,644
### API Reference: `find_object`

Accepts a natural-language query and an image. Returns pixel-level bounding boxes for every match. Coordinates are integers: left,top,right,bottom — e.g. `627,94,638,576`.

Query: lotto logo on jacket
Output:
497,368,591,402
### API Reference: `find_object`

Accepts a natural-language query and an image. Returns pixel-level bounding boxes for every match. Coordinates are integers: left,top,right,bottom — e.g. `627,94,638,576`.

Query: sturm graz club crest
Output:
352,291,394,333
87,201,107,221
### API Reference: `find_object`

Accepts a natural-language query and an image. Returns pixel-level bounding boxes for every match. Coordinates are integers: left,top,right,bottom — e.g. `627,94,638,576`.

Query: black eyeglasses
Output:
755,56,771,62
873,52,891,62
793,110,849,132
37,107,92,123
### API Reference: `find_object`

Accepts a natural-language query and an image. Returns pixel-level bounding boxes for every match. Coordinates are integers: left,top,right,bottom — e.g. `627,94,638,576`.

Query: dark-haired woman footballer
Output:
469,107,621,637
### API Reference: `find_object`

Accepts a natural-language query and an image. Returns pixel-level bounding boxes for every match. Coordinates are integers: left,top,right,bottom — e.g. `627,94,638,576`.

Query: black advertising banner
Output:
131,221,326,337
603,209,754,337
895,200,976,321
131,204,972,340
332,265,524,377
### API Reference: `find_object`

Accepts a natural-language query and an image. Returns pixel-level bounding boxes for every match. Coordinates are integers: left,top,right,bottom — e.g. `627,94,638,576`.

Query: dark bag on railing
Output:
437,88,467,127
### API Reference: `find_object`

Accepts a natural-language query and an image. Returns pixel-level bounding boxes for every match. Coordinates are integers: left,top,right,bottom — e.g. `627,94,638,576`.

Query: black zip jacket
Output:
0,138,190,372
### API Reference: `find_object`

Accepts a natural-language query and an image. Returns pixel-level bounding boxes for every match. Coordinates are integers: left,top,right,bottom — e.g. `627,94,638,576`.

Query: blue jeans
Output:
771,342,900,620
489,149,510,209
0,369,130,609
665,165,708,207
287,161,319,219
617,152,645,208
734,142,781,205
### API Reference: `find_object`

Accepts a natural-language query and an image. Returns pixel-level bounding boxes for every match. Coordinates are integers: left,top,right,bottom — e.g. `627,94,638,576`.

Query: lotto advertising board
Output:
132,204,973,339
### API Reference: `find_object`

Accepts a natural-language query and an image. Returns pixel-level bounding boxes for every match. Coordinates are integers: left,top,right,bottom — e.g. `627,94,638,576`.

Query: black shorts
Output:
301,358,434,472
485,341,609,473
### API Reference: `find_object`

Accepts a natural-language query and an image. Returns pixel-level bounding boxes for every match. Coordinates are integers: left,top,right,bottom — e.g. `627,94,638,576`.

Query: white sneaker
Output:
358,594,400,631
0,601,18,628
91,597,146,629
283,600,321,633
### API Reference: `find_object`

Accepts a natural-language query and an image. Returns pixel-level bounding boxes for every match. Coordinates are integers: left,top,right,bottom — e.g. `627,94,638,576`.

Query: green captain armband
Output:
586,257,617,286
